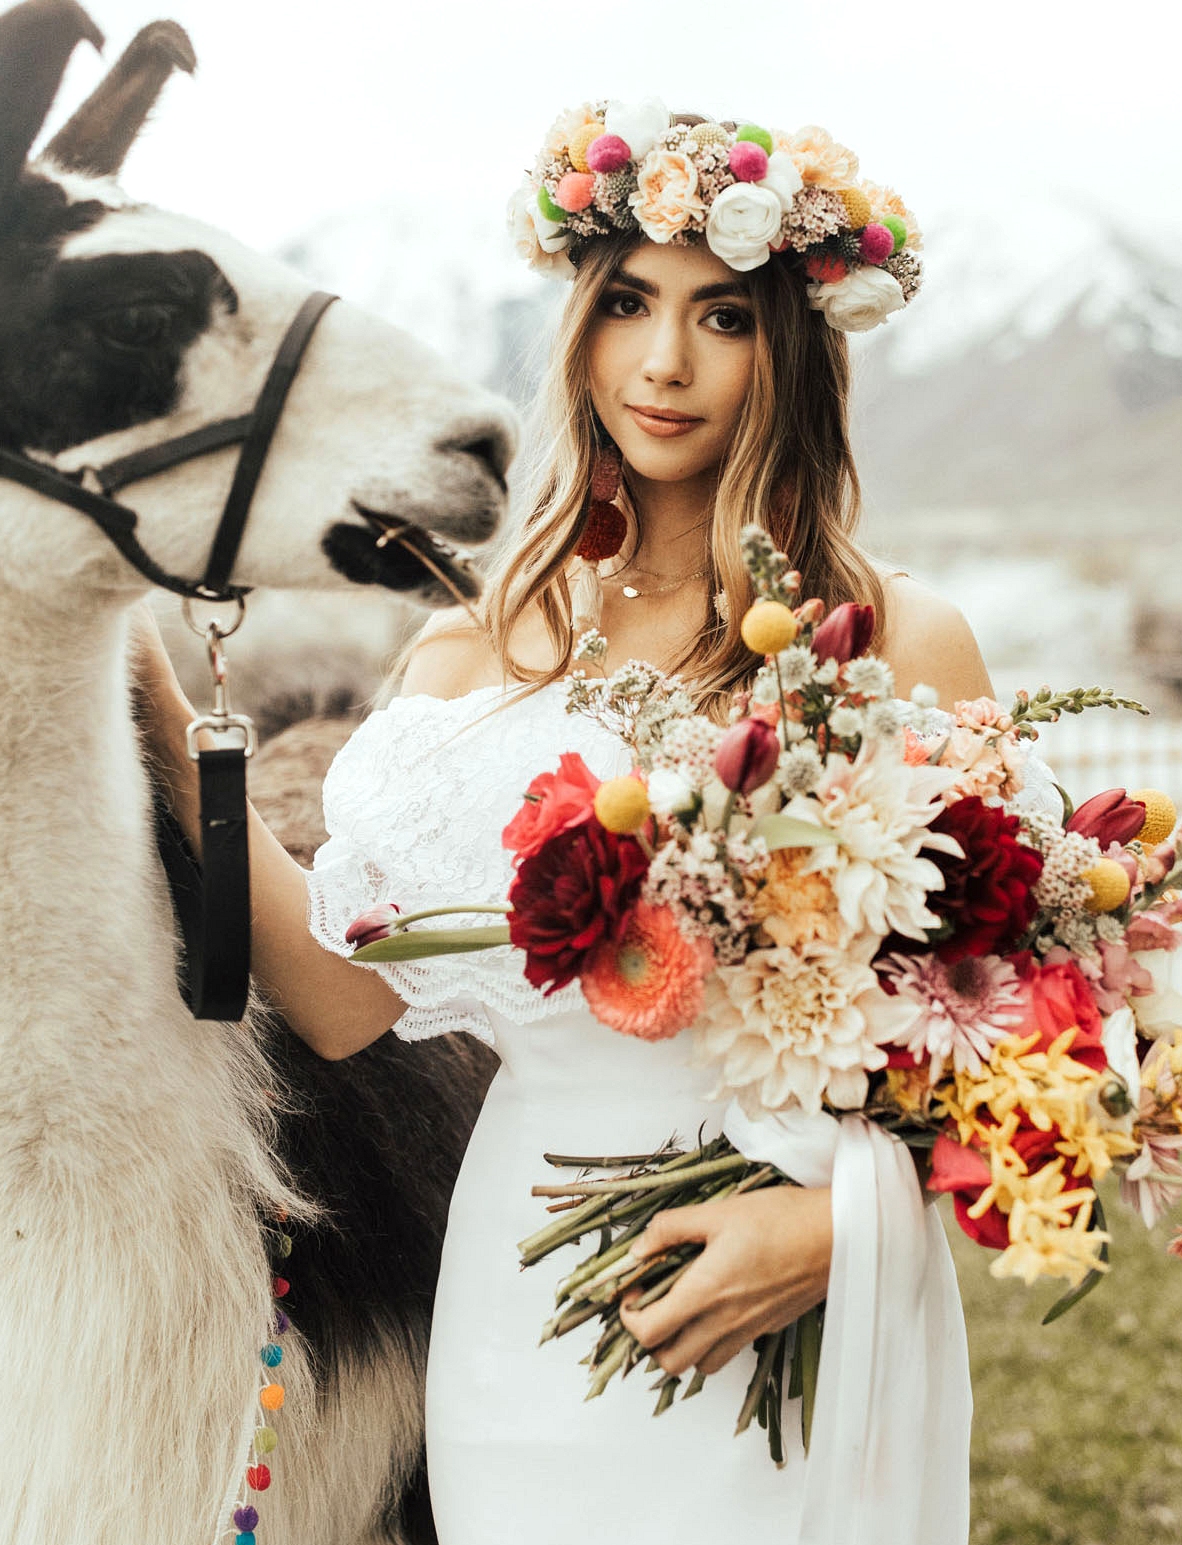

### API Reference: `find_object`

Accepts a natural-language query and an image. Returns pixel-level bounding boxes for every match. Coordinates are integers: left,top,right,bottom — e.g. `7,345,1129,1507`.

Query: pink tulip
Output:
1067,789,1146,849
345,902,403,949
811,603,875,665
714,717,780,794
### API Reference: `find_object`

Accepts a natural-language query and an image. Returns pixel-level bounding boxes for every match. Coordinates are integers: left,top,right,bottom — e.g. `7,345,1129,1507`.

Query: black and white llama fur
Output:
0,4,509,1542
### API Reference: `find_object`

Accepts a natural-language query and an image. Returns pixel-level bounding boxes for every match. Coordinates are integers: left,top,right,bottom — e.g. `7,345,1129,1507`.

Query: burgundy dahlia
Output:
507,819,650,996
896,796,1044,964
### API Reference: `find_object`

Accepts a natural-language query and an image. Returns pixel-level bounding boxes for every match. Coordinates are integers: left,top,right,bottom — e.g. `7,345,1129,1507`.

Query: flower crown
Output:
508,99,924,333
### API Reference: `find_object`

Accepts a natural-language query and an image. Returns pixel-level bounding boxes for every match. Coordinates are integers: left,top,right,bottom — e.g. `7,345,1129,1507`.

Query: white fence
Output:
1033,715,1182,798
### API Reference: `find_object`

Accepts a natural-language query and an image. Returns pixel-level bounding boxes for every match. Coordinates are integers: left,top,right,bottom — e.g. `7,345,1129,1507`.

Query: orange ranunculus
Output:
501,751,600,863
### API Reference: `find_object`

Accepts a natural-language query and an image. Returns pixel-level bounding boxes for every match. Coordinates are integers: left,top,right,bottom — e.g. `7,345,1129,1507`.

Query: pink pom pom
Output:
555,171,596,212
728,142,769,183
859,223,895,264
587,134,631,173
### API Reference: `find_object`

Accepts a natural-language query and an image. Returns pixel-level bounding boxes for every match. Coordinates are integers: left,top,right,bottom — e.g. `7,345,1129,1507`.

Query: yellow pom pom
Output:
593,777,651,834
1131,789,1177,847
838,187,872,229
740,600,799,655
568,123,605,173
1083,859,1132,914
260,1383,285,1411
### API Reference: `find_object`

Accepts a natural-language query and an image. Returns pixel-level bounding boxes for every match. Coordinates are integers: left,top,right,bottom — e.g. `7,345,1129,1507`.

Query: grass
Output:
951,1183,1182,1542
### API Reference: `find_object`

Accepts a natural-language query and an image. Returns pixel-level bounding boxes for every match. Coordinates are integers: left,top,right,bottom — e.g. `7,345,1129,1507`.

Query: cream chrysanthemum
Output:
690,937,915,1115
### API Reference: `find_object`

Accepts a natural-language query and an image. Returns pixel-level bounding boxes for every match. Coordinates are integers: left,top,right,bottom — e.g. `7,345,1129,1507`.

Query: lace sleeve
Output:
304,699,498,1048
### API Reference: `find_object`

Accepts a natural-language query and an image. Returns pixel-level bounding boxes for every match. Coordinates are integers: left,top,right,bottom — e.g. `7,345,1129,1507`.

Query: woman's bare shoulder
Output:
878,572,995,708
399,607,496,700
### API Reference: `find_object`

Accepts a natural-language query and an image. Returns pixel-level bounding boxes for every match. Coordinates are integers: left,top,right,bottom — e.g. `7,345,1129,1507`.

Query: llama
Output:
0,4,509,1541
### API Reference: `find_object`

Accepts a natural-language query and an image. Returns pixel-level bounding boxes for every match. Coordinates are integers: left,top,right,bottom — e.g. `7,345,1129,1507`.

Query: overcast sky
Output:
36,0,1182,259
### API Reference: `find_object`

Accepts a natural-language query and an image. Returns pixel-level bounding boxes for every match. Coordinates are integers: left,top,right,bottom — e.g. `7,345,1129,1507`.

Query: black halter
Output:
0,289,338,600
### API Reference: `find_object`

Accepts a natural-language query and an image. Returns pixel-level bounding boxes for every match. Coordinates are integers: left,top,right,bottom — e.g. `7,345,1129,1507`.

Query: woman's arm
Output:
129,606,407,1061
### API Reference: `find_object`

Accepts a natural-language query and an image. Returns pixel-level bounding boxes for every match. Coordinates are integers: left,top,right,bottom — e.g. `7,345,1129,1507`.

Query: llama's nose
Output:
440,414,516,492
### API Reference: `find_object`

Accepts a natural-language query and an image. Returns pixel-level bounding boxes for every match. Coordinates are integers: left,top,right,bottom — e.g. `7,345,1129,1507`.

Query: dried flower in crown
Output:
508,99,923,332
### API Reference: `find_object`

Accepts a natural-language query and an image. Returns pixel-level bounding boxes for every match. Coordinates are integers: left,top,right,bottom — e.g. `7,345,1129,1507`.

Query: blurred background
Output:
44,0,1182,782
40,1,1182,1535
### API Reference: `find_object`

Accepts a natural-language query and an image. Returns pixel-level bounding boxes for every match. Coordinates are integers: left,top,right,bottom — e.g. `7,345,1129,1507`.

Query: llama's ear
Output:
0,0,104,201
44,18,195,179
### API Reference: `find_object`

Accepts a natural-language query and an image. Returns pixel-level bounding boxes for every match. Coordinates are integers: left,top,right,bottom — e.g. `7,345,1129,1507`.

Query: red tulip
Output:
345,902,403,949
1067,789,1146,849
714,717,780,794
811,603,875,665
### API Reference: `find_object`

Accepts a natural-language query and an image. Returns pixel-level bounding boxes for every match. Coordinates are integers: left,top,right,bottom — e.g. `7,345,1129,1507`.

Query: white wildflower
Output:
572,628,608,663
776,741,824,795
843,655,894,700
828,705,864,739
775,644,816,694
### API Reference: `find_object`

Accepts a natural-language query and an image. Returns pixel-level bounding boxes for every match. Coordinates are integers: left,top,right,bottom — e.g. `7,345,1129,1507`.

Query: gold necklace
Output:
607,565,710,599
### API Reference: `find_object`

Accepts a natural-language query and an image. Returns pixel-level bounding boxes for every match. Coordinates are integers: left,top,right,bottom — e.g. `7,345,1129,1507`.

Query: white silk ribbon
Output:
722,1100,972,1545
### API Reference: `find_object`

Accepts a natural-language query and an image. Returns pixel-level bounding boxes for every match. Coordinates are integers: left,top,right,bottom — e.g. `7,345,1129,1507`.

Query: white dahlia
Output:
690,936,916,1116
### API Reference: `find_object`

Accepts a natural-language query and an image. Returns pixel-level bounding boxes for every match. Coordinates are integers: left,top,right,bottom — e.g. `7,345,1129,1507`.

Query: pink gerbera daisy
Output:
581,902,714,1041
876,951,1025,1081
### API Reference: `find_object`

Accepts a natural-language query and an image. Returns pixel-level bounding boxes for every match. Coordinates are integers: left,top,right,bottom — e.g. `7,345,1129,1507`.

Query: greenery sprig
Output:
1009,686,1149,739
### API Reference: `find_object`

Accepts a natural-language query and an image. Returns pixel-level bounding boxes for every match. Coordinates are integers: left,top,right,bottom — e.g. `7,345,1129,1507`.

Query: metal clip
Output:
184,617,257,761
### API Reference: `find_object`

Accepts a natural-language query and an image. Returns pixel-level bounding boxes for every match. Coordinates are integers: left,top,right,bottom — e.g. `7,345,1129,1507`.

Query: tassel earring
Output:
571,444,626,634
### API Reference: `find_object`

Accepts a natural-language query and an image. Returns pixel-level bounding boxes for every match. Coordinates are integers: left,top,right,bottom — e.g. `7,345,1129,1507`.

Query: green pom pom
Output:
882,214,907,253
735,124,773,155
536,185,567,224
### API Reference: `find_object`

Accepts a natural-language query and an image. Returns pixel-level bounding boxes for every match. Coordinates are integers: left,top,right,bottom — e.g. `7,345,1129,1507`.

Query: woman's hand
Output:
617,1184,832,1377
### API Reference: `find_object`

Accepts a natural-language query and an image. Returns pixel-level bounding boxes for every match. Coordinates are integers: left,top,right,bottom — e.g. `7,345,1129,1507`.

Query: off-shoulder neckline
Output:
393,680,566,709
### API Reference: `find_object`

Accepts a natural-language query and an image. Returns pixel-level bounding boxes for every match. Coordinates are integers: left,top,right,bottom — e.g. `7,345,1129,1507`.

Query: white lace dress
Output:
306,681,977,1545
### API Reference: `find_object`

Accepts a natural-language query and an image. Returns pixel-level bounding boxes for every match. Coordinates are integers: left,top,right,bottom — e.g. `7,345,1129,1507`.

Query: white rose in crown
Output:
705,183,783,272
807,267,906,332
759,150,804,212
604,96,670,161
506,184,575,277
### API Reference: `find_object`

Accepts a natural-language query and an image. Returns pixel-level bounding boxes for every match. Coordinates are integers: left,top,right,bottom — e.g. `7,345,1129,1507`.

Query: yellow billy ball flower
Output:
1082,858,1132,914
1131,788,1177,847
568,123,604,173
838,187,872,229
594,777,651,834
740,600,799,655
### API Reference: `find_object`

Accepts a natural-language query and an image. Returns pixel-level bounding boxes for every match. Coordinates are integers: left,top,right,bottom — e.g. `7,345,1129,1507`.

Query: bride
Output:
141,104,993,1544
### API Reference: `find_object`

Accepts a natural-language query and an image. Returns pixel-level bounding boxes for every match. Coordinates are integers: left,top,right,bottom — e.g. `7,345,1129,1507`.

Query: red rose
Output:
1010,952,1107,1071
898,796,1043,963
502,752,601,863
507,819,649,995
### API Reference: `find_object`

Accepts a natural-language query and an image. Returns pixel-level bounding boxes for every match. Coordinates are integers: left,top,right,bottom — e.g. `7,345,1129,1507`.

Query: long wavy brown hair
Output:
401,227,885,722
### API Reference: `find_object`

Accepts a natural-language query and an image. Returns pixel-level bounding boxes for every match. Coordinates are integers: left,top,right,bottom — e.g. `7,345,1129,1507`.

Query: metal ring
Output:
181,593,247,640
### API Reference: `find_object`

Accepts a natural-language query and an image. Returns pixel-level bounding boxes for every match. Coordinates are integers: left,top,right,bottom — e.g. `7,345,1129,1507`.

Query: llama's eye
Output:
94,303,176,351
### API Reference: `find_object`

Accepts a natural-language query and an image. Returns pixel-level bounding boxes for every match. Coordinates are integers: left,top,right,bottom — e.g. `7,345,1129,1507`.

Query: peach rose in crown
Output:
779,125,860,189
629,150,707,242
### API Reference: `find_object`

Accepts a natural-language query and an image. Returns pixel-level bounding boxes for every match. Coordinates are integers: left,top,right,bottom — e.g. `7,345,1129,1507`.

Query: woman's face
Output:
586,240,756,485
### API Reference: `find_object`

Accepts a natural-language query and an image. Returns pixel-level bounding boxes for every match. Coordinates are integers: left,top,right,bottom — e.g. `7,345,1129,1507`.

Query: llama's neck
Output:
0,593,178,1027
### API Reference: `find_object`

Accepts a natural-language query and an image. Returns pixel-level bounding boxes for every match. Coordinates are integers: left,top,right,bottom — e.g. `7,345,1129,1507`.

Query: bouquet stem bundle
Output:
518,1138,822,1462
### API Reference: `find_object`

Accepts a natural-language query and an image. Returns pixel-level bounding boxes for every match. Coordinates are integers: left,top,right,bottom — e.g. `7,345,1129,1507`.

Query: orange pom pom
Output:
260,1383,285,1411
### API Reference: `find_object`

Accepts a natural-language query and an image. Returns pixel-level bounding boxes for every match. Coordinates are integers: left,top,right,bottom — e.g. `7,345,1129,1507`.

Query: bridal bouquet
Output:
349,528,1182,1460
